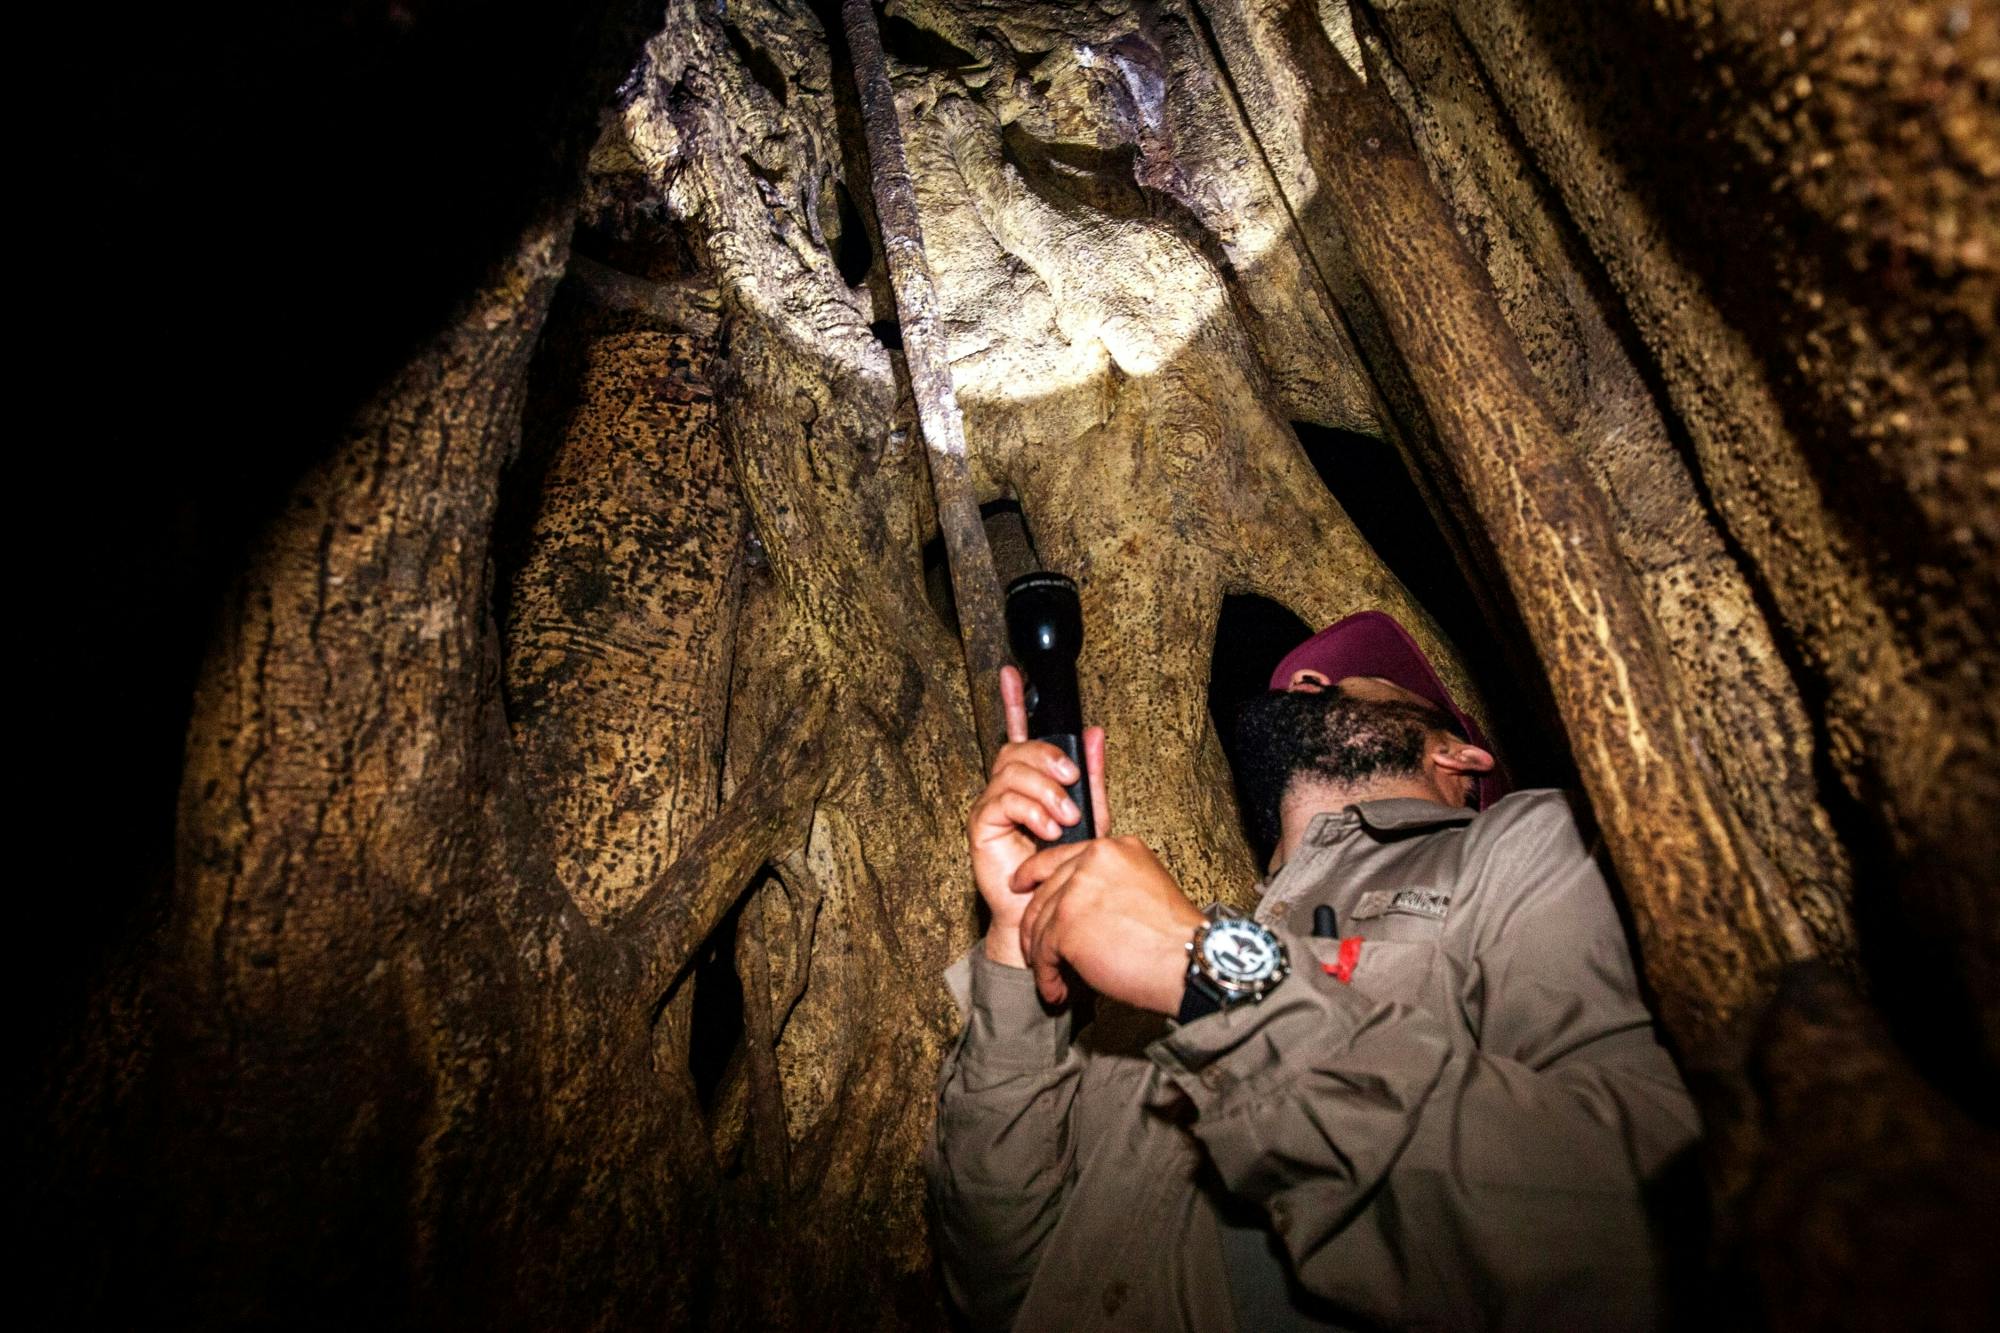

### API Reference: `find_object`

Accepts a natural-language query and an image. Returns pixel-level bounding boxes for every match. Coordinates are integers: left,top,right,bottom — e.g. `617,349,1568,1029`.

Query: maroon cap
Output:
1267,610,1510,810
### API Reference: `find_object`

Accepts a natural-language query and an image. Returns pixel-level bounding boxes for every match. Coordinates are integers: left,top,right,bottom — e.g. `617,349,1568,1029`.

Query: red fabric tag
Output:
1322,936,1363,984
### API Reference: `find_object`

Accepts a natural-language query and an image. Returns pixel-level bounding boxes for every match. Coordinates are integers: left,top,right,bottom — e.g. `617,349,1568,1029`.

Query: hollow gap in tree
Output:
491,289,601,715
922,498,1039,636
1208,594,1315,863
687,892,749,1111
870,319,903,350
982,497,1039,587
831,179,874,287
723,23,787,106
1292,424,1493,674
878,14,980,70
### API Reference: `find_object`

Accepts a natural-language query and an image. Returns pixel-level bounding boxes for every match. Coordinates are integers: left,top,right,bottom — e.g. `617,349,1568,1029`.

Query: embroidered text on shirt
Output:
1352,887,1453,921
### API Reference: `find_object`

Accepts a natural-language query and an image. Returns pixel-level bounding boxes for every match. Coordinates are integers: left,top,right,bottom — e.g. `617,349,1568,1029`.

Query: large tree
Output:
33,1,1998,1328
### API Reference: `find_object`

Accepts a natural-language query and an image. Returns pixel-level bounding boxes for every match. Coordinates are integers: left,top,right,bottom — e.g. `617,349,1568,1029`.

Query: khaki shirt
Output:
925,790,1700,1331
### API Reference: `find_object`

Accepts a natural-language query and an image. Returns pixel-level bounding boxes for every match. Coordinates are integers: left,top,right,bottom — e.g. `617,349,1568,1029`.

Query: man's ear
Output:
1430,736,1496,777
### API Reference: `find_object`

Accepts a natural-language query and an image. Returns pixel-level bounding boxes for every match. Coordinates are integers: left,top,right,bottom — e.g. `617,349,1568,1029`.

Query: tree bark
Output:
168,208,717,1329
1436,0,2000,1078
505,319,746,923
35,1,2000,1328
1269,0,1810,1051
1357,1,1854,961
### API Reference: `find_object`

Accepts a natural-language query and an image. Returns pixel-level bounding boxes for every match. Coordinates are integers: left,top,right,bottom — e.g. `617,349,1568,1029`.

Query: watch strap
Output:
1176,979,1222,1025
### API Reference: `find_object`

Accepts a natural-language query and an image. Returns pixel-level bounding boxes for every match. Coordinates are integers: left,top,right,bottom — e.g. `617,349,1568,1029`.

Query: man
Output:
925,610,1700,1331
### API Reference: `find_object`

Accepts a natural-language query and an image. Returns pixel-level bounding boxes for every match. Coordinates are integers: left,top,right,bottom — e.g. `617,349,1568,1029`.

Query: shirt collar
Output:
1349,796,1479,832
1255,797,1476,909
1278,796,1474,864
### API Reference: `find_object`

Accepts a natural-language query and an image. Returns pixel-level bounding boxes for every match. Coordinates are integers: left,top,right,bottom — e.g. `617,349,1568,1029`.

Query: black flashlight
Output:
1004,572,1097,845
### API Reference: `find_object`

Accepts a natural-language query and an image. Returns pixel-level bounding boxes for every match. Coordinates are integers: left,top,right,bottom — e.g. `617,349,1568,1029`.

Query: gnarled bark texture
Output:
30,1,1998,1329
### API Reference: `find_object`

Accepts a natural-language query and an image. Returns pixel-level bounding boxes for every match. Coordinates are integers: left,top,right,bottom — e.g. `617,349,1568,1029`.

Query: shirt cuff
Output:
945,945,1072,1071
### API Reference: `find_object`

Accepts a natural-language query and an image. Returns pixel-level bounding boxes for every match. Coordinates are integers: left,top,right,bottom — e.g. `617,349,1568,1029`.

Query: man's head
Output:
1232,612,1506,858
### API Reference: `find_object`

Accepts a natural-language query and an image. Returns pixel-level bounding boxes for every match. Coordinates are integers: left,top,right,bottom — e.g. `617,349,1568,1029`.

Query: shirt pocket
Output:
1301,934,1441,1014
1344,937,1440,1012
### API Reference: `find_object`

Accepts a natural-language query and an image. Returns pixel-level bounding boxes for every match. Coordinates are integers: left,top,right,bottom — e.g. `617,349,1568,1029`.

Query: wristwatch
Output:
1177,905,1290,1024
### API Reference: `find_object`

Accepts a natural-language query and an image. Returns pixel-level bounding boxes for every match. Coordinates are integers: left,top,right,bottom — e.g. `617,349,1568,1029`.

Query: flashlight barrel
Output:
1005,573,1097,845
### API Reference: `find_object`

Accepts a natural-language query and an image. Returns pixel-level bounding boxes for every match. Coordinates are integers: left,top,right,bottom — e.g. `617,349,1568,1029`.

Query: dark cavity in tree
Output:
724,23,787,106
1289,420,1556,782
1208,593,1314,858
925,498,1038,636
832,179,874,287
878,14,979,71
1292,424,1492,677
688,895,747,1112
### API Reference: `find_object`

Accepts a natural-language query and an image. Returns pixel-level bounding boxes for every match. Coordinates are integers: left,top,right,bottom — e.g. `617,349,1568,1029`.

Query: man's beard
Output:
1229,689,1453,857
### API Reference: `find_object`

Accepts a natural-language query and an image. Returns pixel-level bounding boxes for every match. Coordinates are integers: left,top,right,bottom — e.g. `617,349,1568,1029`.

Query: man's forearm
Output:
925,949,1083,1330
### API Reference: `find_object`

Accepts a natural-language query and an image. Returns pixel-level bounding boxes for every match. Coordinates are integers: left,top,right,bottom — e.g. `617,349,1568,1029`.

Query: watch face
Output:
1201,920,1281,988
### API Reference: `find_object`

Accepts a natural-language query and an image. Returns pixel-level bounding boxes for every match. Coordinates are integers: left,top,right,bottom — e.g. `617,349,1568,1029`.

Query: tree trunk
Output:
167,208,716,1329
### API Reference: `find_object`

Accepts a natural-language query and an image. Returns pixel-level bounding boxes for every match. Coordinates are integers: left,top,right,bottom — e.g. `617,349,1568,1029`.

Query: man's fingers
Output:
991,739,1080,788
1022,877,1074,1006
1000,665,1030,745
1011,839,1090,894
996,743,1081,789
1083,725,1111,836
1033,953,1069,1006
983,791,1063,843
1017,875,1049,960
1018,860,1080,979
980,758,1082,829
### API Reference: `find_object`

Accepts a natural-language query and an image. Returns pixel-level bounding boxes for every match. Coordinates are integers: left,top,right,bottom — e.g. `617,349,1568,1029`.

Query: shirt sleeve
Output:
923,945,1084,1332
1147,797,1701,1330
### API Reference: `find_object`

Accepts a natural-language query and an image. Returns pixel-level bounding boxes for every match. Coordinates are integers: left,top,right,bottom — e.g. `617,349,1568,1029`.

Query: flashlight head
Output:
1005,572,1084,664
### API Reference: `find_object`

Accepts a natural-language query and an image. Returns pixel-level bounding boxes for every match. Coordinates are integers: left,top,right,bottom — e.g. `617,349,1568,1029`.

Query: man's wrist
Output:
983,922,1028,969
1137,935,1198,1015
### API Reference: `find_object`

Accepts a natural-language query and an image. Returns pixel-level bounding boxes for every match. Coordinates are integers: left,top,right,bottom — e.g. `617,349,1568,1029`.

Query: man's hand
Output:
967,665,1109,967
1011,836,1204,1012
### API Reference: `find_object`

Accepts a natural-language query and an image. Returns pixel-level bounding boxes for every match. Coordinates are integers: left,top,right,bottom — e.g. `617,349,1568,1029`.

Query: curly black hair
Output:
1230,689,1464,856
